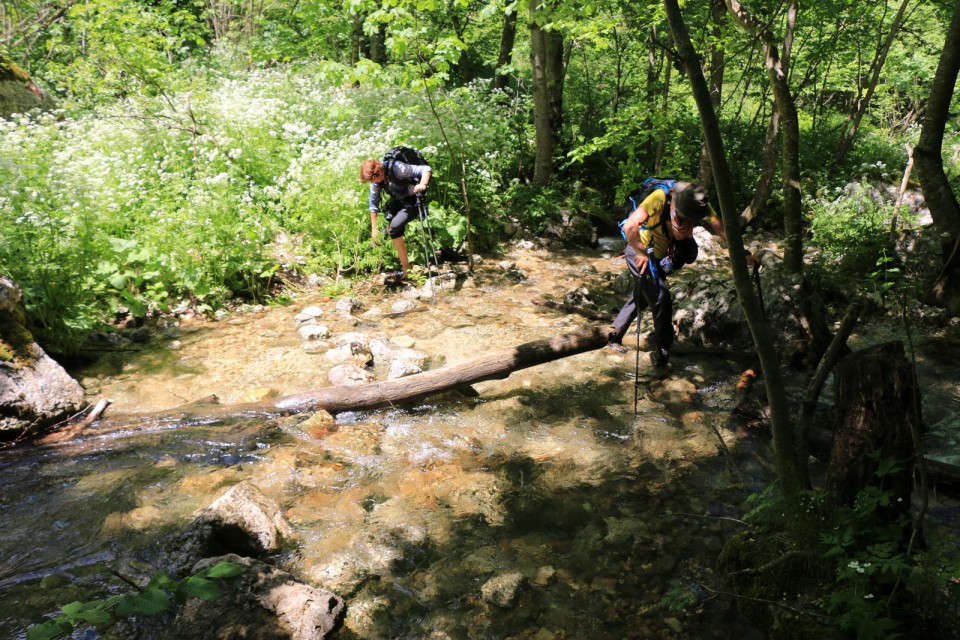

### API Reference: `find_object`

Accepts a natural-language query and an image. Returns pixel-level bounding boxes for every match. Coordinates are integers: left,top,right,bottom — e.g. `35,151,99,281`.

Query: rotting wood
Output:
36,398,112,445
52,326,609,437
825,341,917,514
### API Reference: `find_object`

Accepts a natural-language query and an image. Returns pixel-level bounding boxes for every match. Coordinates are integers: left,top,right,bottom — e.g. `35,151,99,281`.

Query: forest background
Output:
4,1,960,637
3,0,958,360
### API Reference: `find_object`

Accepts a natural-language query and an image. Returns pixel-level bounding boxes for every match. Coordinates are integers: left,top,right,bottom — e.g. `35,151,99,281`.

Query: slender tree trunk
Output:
725,0,804,273
644,26,660,166
697,0,728,187
370,23,386,65
351,12,362,66
655,31,673,173
915,0,960,315
494,8,518,91
529,2,555,185
740,110,779,225
612,27,625,116
834,0,914,166
545,29,566,138
738,0,795,225
890,144,915,239
664,0,805,507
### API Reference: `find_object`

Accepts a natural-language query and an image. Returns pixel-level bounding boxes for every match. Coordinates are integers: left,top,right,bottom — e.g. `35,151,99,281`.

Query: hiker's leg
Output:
649,278,674,350
388,205,414,273
392,237,411,273
610,245,648,343
672,237,699,269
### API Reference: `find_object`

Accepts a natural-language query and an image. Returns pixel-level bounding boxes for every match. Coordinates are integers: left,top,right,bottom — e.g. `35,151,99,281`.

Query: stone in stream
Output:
0,277,86,438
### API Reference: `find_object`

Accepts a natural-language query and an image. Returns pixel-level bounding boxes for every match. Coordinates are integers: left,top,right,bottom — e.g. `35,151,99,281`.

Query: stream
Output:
2,242,958,639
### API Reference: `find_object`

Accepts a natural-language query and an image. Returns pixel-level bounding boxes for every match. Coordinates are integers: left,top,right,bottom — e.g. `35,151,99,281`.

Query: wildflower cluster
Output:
0,66,521,355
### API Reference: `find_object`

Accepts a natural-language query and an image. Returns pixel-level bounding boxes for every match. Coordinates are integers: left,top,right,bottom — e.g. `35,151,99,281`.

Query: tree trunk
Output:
915,0,960,316
697,0,728,187
370,23,386,65
825,341,918,522
664,0,806,506
644,26,660,167
654,30,673,173
494,8,518,91
529,3,555,185
725,0,804,274
545,28,566,137
351,12,362,66
47,328,608,438
739,109,779,225
834,0,913,166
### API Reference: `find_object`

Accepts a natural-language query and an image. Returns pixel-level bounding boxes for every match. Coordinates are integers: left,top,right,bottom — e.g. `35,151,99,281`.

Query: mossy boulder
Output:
0,54,55,119
0,277,86,438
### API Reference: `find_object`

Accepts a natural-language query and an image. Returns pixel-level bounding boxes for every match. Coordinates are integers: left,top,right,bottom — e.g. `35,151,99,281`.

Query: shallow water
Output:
2,244,958,639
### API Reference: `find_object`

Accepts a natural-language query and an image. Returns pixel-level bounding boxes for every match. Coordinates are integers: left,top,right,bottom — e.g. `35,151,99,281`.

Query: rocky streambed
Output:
3,237,959,639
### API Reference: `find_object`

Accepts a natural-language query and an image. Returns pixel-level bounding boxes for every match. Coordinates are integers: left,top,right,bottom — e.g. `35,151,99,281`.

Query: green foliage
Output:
736,467,960,639
1,0,955,356
805,181,911,304
658,583,698,613
40,0,207,109
26,561,243,640
0,64,527,354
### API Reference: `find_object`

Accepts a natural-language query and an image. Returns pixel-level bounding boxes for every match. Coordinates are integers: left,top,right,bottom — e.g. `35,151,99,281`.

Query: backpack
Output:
619,177,676,240
383,145,428,184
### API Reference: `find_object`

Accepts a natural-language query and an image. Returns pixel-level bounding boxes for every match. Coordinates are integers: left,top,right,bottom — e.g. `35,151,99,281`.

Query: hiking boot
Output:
604,342,629,355
650,347,670,368
383,271,407,286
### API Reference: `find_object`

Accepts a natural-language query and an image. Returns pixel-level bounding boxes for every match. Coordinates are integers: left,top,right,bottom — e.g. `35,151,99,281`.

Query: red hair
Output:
360,159,384,183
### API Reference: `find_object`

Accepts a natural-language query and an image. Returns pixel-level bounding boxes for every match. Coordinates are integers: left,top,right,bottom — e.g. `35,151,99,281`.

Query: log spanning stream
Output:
2,245,959,639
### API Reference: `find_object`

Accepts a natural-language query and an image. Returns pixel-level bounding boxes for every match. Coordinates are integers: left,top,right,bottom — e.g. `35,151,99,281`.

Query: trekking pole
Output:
634,274,642,416
752,261,766,320
415,193,441,301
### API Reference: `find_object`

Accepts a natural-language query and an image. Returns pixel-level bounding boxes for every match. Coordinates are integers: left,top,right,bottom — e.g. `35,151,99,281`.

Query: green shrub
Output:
27,562,242,640
805,182,906,303
0,69,526,354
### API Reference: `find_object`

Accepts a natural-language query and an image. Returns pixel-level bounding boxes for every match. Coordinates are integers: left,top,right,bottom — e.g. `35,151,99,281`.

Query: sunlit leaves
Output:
26,563,243,640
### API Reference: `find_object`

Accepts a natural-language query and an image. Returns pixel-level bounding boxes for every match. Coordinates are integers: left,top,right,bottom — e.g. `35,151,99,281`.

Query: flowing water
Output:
2,243,958,639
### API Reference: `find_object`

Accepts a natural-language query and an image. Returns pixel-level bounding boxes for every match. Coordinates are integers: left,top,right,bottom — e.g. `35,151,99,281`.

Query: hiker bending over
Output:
360,153,432,278
608,181,756,367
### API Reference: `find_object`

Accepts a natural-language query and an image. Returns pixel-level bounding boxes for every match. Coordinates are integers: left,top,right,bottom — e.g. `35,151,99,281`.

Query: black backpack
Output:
619,177,676,239
383,145,428,183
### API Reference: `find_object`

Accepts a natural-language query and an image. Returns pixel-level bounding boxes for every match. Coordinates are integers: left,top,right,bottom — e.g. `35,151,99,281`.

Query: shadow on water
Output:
320,371,772,639
0,417,276,638
331,447,768,639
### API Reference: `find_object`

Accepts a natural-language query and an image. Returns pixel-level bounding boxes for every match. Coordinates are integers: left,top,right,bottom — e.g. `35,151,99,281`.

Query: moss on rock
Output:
0,295,35,366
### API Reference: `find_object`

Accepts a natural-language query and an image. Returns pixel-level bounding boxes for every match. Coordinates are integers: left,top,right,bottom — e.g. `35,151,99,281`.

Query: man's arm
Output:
369,182,382,242
623,207,651,274
706,215,759,267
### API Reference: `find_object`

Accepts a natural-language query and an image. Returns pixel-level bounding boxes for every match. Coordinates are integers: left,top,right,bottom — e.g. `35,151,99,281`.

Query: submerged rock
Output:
328,363,375,386
480,571,526,607
173,481,294,561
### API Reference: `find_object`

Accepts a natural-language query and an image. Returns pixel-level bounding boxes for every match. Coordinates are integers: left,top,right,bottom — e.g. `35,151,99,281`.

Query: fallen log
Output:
78,326,609,434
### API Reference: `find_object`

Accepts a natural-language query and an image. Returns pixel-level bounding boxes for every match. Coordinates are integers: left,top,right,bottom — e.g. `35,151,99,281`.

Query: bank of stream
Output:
1,241,958,639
